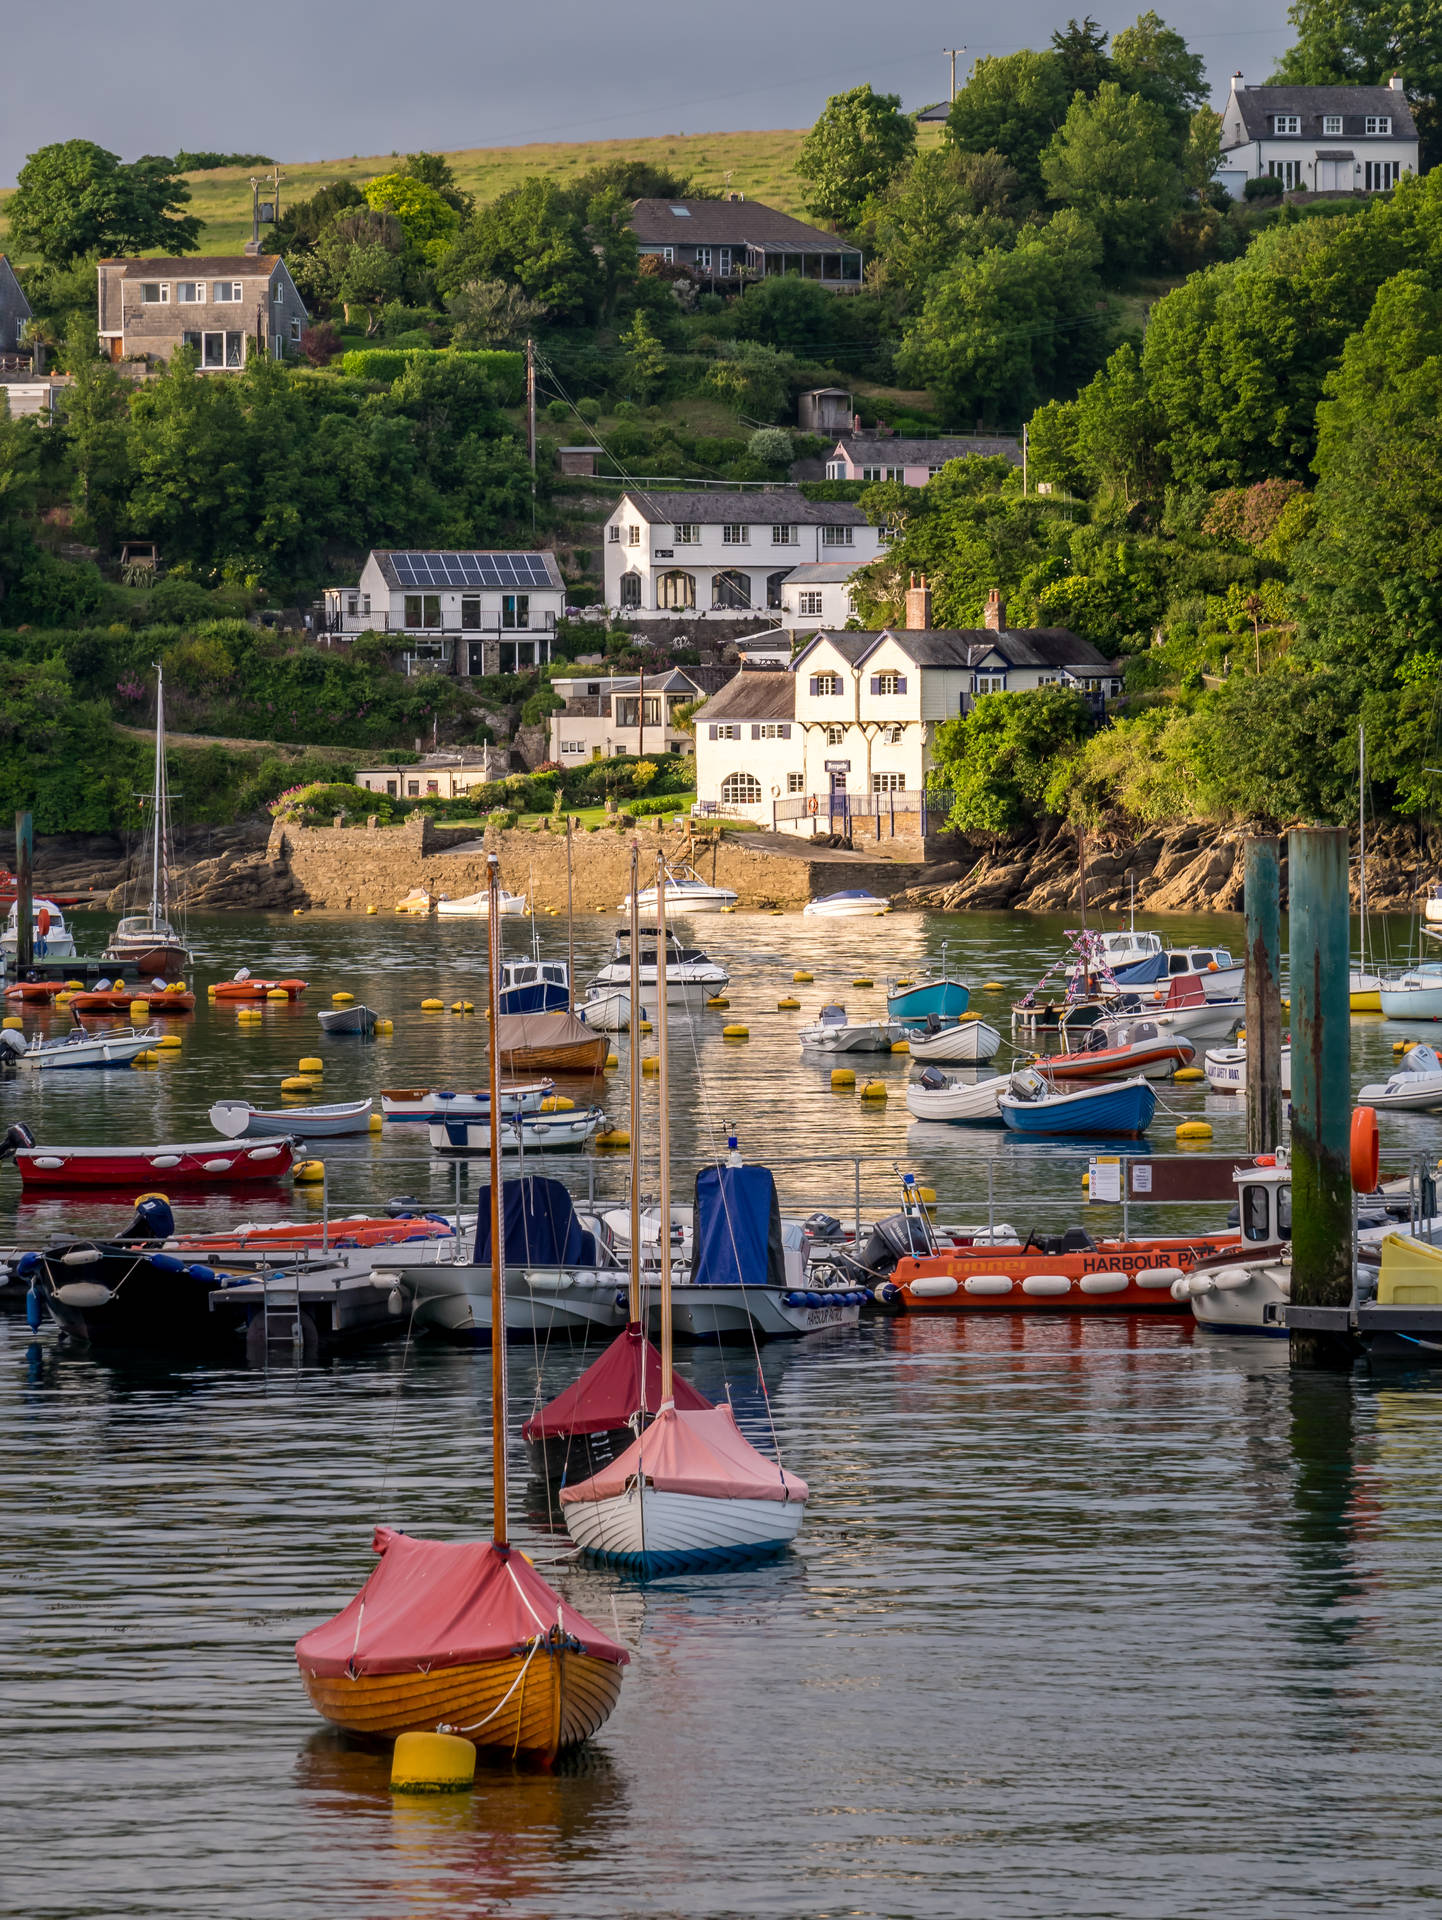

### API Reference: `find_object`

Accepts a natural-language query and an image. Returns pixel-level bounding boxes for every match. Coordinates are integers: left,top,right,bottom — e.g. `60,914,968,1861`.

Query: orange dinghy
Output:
177,1214,454,1255
296,1526,628,1759
69,988,195,1016
210,977,307,1001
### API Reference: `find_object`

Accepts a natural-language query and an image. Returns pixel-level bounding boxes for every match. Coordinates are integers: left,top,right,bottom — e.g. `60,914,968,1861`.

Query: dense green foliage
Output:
8,141,201,264
796,85,916,228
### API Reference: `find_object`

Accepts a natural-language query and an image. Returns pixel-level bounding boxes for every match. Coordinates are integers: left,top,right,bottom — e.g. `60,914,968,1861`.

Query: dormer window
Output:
1366,114,1392,135
1272,114,1301,134
1323,114,1343,135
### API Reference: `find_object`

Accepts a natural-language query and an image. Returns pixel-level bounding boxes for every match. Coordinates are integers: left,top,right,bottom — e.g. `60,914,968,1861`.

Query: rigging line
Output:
376,1284,423,1509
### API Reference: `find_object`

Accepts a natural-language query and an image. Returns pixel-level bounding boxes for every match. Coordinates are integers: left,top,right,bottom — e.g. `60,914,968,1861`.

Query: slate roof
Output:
98,255,284,276
794,626,1112,672
783,562,860,584
697,670,796,723
630,199,861,252
832,434,1023,467
620,491,869,527
792,631,875,669
1227,84,1416,145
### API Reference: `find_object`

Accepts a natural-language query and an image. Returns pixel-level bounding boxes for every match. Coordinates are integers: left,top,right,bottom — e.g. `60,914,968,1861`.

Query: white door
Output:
1317,160,1341,191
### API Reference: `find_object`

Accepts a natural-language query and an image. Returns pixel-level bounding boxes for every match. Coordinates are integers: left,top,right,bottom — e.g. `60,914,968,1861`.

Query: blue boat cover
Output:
1109,952,1169,984
689,1164,785,1288
474,1176,597,1265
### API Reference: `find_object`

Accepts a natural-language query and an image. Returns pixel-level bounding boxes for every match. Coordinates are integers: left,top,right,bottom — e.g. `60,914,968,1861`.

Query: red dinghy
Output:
69,988,196,1016
1041,1014,1195,1082
4,982,67,1003
0,1133,298,1188
522,1324,711,1474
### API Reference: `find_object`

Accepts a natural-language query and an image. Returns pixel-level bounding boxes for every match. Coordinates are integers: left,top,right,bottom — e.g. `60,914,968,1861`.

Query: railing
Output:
771,788,953,835
322,611,557,638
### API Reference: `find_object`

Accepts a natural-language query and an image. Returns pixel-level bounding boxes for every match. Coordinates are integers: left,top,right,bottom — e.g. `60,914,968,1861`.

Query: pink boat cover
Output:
294,1527,629,1676
521,1325,711,1440
559,1405,808,1506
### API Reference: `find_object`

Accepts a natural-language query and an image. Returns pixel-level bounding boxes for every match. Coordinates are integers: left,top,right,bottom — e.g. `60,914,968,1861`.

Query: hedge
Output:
338,347,526,402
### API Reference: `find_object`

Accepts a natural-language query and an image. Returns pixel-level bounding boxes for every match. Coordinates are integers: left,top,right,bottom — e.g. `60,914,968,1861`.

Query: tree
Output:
312,211,408,330
946,51,1072,200
442,179,598,322
1051,15,1116,97
797,84,917,229
1041,82,1184,267
1112,10,1208,126
584,185,639,321
931,685,1094,832
445,278,542,348
621,312,667,402
264,180,366,254
7,140,201,265
399,151,472,215
1061,341,1167,509
61,318,130,545
865,148,1020,299
362,173,460,250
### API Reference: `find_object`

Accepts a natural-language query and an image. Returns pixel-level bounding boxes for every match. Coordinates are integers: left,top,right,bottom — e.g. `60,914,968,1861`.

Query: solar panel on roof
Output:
387,551,554,589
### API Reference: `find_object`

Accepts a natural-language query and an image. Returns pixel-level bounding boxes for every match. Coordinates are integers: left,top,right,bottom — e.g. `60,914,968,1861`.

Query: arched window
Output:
619,571,642,608
712,568,751,610
766,569,789,610
657,569,696,610
721,772,762,806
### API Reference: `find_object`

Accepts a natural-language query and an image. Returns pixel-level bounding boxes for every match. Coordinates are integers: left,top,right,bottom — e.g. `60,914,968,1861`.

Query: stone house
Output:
96,254,308,369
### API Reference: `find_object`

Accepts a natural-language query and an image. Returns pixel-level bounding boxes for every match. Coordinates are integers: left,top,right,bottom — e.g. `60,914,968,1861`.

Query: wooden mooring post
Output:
1244,835,1282,1155
1287,825,1355,1369
14,811,33,974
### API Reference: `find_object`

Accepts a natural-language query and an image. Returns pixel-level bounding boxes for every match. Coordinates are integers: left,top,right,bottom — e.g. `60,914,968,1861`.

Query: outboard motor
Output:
0,1121,35,1162
917,1066,948,1091
0,1028,26,1061
117,1194,176,1243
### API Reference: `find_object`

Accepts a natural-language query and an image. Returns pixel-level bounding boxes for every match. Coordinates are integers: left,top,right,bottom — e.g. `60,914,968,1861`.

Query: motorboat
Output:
1082,929,1163,973
1378,964,1442,1021
621,863,737,915
210,1097,375,1139
801,890,890,918
427,1105,607,1153
575,985,651,1031
1,898,77,961
1040,1015,1195,1082
0,1123,297,1188
906,1068,1009,1126
1357,1044,1442,1113
798,1003,903,1053
432,886,527,916
906,1015,1001,1064
102,914,190,979
0,1024,160,1070
1109,945,1243,1002
492,1010,609,1076
210,974,307,1001
316,1002,379,1035
1204,1041,1292,1095
498,957,570,1015
1137,980,1244,1043
887,964,970,1027
589,927,728,1006
1171,1157,1293,1335
380,1082,553,1124
100,667,192,979
998,1068,1155,1137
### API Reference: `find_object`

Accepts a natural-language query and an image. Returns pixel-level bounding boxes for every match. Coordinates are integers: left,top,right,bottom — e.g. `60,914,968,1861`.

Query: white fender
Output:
1136,1266,1185,1289
201,1158,236,1173
60,1247,103,1266
1208,1266,1254,1293
1170,1277,1189,1300
1022,1274,1072,1296
909,1275,959,1298
1078,1273,1130,1294
963,1274,1013,1295
1187,1275,1216,1297
54,1281,114,1308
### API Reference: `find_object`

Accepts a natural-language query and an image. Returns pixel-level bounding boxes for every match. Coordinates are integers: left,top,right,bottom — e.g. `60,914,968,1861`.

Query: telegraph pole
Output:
525,337,537,536
943,46,966,101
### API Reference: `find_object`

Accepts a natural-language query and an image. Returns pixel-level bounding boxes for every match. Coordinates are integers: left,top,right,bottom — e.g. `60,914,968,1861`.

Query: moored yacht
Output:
589,925,728,1005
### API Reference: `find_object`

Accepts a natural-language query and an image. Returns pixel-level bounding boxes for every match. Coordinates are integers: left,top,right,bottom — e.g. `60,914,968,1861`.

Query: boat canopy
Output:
474,1175,599,1266
689,1163,785,1289
521,1323,711,1439
295,1526,630,1677
493,1010,597,1054
1109,952,1170,984
560,1405,808,1506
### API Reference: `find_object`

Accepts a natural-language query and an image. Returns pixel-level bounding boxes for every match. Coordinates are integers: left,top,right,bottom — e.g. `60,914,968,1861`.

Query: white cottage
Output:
1215,73,1418,197
321,549,565,677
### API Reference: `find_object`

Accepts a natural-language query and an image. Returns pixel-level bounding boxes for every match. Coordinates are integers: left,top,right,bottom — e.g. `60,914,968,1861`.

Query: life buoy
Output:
1351,1105,1379,1193
770,784,781,798
807,796,819,817
37,907,50,936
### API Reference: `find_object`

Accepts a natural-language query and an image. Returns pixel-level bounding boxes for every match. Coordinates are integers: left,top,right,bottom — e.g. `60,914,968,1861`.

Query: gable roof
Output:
698,669,795,724
619,490,869,527
793,625,1112,672
0,255,31,316
832,434,1022,468
630,198,861,253
99,255,285,276
1229,84,1417,144
783,562,859,584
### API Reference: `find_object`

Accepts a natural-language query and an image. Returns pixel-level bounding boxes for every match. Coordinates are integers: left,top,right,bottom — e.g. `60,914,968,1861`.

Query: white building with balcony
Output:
321,549,565,676
603,491,882,619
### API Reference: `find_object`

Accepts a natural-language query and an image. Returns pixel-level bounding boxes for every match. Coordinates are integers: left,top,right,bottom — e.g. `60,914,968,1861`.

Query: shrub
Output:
628,790,694,817
1243,175,1283,201
487,808,519,830
545,399,569,422
336,346,525,400
300,323,341,367
269,780,380,826
576,396,600,422
748,426,794,468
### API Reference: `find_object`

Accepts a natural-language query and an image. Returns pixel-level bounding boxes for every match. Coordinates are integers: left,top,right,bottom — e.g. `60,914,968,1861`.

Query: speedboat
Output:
798,1003,902,1052
1204,1041,1292,1095
380,1082,553,1124
589,927,728,1006
1378,964,1442,1021
621,864,737,915
427,1105,607,1153
0,1024,160,1070
433,887,527,916
2,898,77,960
1040,1015,1195,1081
1357,1044,1442,1113
906,1015,1001,1064
1109,945,1243,1002
802,890,890,918
905,1068,1009,1125
998,1067,1155,1137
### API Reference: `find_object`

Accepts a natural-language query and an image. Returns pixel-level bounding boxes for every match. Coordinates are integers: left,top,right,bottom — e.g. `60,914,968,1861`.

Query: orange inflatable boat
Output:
210,978,308,1001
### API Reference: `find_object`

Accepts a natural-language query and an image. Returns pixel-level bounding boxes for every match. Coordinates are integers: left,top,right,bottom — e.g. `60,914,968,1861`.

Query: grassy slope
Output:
0,129,811,255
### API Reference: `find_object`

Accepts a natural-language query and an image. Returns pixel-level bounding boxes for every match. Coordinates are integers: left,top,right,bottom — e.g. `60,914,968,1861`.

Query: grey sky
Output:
1,0,1294,185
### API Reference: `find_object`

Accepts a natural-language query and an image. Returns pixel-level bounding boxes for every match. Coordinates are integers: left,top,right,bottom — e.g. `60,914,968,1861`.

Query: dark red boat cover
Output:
520,1325,711,1441
294,1527,629,1676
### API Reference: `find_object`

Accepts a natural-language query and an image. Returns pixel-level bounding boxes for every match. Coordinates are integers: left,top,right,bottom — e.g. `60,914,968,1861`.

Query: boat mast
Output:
151,664,168,921
486,852,508,1548
627,844,642,1329
1358,722,1368,972
565,813,575,1012
655,849,673,1406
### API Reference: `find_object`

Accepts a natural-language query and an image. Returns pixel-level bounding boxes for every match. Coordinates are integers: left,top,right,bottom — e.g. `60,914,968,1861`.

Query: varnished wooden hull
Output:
498,1039,609,1076
301,1648,623,1760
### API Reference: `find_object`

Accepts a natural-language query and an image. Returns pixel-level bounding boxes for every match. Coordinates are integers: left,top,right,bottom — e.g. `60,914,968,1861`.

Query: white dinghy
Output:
1356,1044,1442,1113
906,1016,1002,1065
905,1068,1010,1126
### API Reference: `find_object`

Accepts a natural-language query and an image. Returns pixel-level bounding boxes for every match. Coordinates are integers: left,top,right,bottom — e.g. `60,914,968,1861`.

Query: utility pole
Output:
943,46,966,102
1022,421,1028,494
15,812,32,975
637,661,646,765
525,337,537,537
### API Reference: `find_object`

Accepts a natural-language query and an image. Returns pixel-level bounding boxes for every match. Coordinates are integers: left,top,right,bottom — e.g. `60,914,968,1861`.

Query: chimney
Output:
1230,69,1243,90
905,572,932,631
1390,70,1405,90
984,588,1006,632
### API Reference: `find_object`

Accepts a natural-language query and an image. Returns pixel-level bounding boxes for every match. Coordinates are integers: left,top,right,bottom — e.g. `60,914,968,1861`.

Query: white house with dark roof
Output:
321,549,565,677
548,667,706,765
96,254,307,368
824,432,1022,485
604,490,883,618
1215,72,1418,197
630,197,863,289
777,561,859,632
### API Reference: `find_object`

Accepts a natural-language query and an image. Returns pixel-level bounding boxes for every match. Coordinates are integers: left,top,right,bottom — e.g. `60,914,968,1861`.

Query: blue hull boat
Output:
887,976,970,1026
498,959,570,1017
998,1073,1156,1138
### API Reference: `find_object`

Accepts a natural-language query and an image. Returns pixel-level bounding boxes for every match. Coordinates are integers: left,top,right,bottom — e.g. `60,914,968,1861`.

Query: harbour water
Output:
4,908,1441,1917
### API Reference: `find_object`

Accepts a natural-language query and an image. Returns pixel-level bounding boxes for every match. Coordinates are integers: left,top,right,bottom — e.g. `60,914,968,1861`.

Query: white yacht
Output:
621,863,737,915
2,898,76,960
589,926,728,1006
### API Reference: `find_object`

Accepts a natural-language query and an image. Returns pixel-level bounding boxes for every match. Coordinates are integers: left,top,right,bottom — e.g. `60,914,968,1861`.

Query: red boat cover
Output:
520,1325,711,1440
295,1527,629,1677
1162,977,1207,1008
559,1405,808,1507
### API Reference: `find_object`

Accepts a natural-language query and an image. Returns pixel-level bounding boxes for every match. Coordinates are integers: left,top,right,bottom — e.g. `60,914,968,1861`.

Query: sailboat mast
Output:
655,850,673,1405
152,665,167,919
1358,722,1368,969
627,844,642,1327
565,813,575,1012
486,852,508,1548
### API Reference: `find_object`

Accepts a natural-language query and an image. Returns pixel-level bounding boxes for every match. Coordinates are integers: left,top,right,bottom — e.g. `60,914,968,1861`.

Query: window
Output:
787,772,805,794
386,780,397,796
1268,159,1302,188
722,524,749,544
1323,114,1343,135
290,318,301,342
608,524,621,543
712,568,751,610
871,672,906,696
461,596,481,630
200,330,245,367
626,525,641,546
696,246,712,271
176,281,205,303
620,572,642,609
140,282,169,304
1272,114,1300,134
771,525,798,544
212,281,242,303
825,724,846,747
181,329,202,352
825,460,846,480
669,206,690,216
426,780,439,795
407,780,420,797
872,772,904,792
974,673,1005,694
708,724,739,741
766,569,789,611
798,591,824,617
1365,160,1400,189
721,772,761,806
752,722,791,739
673,523,700,544
661,246,674,264
862,466,902,483
881,724,904,745
502,594,530,629
657,569,696,610
1241,1185,1273,1243
821,525,854,547
809,672,843,696
404,594,441,629
718,248,732,276
1366,115,1392,135
560,740,585,755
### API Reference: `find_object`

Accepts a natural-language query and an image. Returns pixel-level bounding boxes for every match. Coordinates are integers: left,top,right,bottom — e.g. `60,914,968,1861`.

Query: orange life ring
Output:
37,907,50,936
807,796,819,817
1350,1105,1379,1193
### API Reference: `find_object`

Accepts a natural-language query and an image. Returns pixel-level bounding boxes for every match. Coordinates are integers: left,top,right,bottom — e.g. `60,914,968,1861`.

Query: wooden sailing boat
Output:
295,855,628,1760
559,848,809,1575
102,665,192,979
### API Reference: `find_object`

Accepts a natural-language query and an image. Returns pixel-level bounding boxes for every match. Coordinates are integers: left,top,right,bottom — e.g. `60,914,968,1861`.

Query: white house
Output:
603,491,883,618
777,561,859,633
823,432,1021,485
321,549,565,677
694,582,1118,837
1214,73,1418,197
548,667,704,766
354,750,504,800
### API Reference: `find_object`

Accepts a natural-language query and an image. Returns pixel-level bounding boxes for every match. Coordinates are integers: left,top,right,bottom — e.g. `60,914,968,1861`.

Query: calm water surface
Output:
3,908,1441,1918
